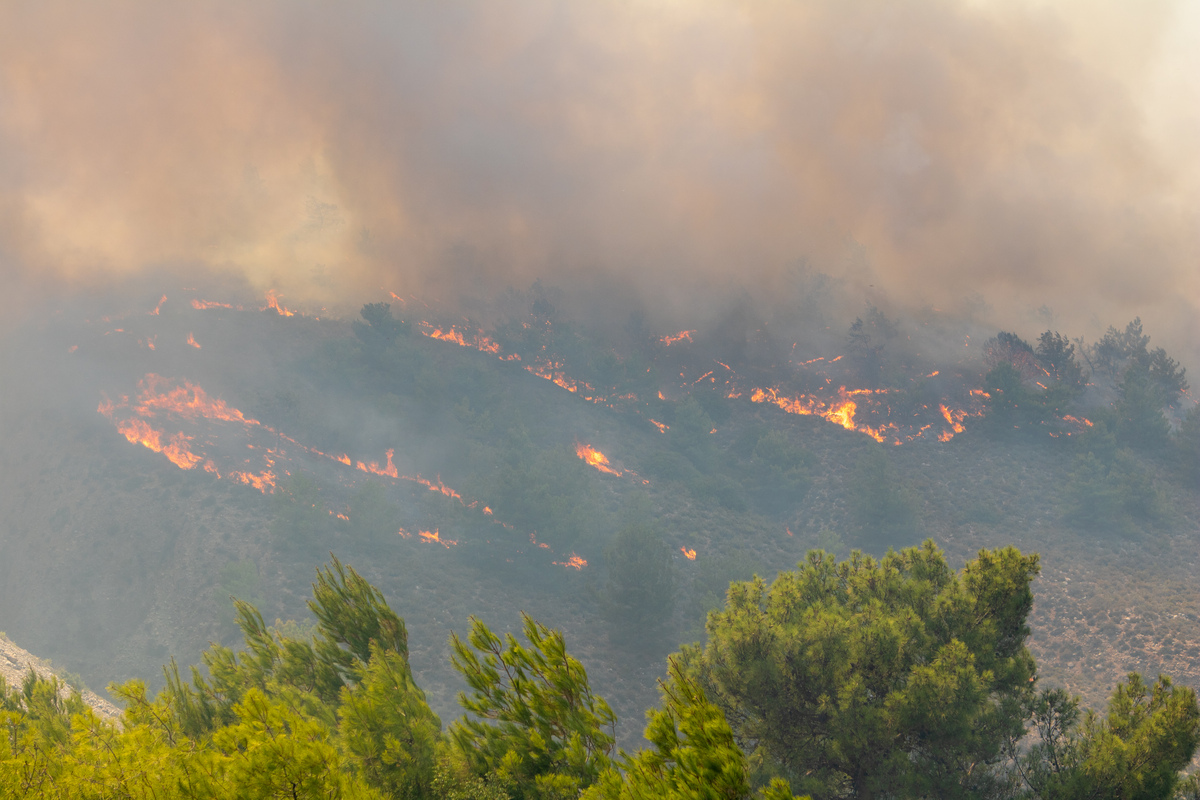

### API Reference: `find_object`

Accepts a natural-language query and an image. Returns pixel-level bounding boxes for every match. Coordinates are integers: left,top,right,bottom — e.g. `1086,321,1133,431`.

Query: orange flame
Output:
133,374,260,425
749,386,898,443
421,323,506,356
648,419,668,433
227,469,276,493
575,442,621,476
680,547,697,560
115,418,211,472
262,290,295,316
405,474,462,501
356,449,399,478
554,554,587,569
186,333,201,349
939,404,967,433
191,299,237,310
419,528,457,548
659,330,695,346
149,295,167,315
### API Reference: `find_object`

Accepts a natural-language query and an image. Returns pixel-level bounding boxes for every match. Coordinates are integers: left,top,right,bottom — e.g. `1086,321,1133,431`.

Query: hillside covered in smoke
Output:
1,1,1199,795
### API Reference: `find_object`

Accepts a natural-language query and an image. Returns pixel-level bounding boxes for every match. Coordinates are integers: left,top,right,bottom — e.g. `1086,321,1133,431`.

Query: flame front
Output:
186,333,201,349
575,442,621,476
680,547,697,560
554,554,587,569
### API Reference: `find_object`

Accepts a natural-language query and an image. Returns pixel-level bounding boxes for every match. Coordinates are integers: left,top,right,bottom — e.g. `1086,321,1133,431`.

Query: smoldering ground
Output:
0,1,1197,362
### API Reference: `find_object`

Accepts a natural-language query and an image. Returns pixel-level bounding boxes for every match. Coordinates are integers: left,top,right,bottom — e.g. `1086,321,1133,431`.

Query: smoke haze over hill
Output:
0,1,1197,358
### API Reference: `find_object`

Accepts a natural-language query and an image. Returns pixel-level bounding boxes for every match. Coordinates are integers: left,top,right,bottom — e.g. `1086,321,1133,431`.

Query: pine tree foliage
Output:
2,555,1198,799
449,613,617,799
676,541,1041,798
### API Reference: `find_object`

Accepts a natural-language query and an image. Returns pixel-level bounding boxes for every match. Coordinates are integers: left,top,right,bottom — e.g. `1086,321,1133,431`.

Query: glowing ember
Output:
419,528,457,548
659,330,695,346
262,290,295,316
186,333,201,349
680,547,697,560
786,527,793,537
575,442,621,476
554,554,587,569
649,419,668,433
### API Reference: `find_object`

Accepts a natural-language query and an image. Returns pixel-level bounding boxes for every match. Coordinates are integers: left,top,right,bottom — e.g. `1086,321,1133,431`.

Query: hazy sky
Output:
1,1,1196,354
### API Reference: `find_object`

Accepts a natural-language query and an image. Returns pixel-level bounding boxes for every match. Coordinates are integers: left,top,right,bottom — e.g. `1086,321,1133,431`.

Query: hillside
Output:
0,287,1196,745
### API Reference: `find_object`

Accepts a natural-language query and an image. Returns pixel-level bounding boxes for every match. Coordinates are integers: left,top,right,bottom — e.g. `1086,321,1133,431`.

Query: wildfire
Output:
940,404,967,433
116,419,204,470
554,554,587,570
191,299,237,310
262,290,296,316
133,374,260,425
356,449,399,478
186,333,201,349
228,470,276,493
419,528,457,548
407,474,463,501
680,547,697,560
649,419,668,433
420,322,507,357
659,330,695,346
749,386,888,442
575,442,621,476
149,295,167,315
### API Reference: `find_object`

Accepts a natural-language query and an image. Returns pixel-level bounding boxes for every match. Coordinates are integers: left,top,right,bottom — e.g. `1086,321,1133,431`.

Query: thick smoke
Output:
0,1,1197,358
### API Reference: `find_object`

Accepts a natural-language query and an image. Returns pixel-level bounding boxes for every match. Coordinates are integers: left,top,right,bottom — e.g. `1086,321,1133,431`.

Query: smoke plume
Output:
1,1,1197,356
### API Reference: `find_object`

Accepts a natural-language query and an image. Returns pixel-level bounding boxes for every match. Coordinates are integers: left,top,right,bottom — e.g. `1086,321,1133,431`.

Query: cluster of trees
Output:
4,548,1199,799
978,320,1196,534
981,319,1190,452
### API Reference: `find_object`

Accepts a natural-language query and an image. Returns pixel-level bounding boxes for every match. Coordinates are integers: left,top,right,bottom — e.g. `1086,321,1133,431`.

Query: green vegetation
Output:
4,551,1199,798
602,519,676,642
678,542,1040,797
